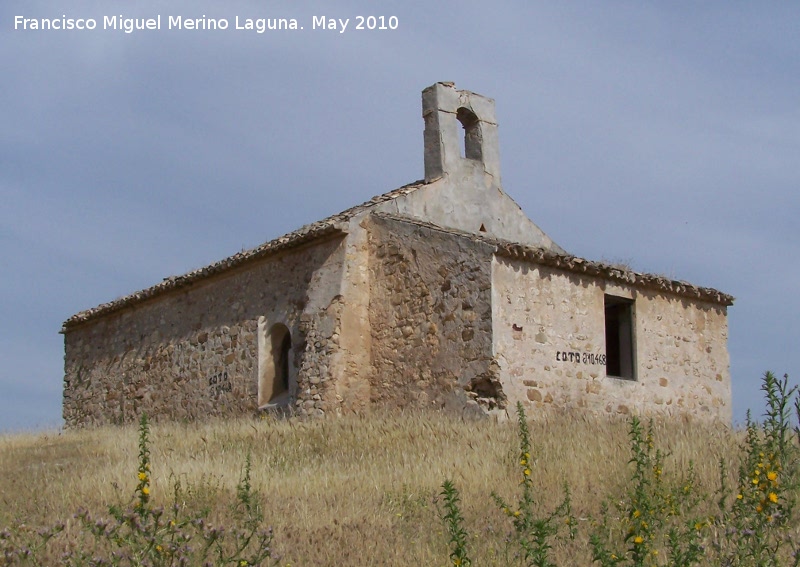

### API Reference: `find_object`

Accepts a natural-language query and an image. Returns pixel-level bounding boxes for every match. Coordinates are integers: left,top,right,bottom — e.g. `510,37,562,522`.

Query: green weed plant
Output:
1,414,276,567
491,402,576,567
439,372,799,566
2,372,799,566
588,416,705,567
711,372,800,566
442,402,575,567
439,479,472,567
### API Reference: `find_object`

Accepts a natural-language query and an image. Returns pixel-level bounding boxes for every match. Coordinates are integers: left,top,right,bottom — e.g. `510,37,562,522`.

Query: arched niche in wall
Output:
257,319,293,408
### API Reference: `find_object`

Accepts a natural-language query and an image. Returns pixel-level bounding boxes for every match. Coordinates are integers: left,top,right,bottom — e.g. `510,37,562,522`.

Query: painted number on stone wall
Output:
556,351,606,365
209,371,232,395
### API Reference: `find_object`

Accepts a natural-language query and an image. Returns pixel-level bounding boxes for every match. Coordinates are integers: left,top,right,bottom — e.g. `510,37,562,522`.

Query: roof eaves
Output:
61,222,345,332
372,212,735,307
61,180,427,331
493,241,734,306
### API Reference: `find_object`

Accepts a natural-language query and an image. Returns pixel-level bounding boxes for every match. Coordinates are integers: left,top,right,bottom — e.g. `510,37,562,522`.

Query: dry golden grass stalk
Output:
0,410,742,566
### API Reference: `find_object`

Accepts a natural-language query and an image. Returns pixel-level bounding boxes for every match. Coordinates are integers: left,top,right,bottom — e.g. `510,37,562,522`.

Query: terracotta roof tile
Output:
61,180,426,330
63,182,732,331
372,212,735,307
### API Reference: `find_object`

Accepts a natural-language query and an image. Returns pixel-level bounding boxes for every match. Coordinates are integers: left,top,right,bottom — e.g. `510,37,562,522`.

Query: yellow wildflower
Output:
633,509,641,518
756,504,763,513
523,468,531,476
156,545,162,553
514,510,521,517
767,471,778,482
737,493,743,500
141,486,150,496
634,536,644,544
695,521,704,530
138,472,148,482
752,478,759,485
768,492,778,504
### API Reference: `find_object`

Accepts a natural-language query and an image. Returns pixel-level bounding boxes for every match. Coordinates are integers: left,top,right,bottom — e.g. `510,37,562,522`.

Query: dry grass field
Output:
1,405,764,566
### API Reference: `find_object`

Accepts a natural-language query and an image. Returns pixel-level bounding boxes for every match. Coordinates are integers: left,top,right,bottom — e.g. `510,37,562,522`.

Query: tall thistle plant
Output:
492,402,575,567
713,372,800,567
440,479,472,567
589,415,705,567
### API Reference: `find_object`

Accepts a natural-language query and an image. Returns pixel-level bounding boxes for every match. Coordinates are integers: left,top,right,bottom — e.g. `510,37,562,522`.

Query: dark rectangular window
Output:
604,295,635,380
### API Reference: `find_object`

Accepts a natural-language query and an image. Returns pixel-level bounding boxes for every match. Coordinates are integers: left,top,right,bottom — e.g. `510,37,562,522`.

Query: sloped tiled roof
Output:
63,180,732,332
61,180,426,331
372,212,735,307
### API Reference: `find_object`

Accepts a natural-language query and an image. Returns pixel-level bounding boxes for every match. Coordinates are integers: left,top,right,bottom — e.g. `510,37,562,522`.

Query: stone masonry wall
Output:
294,295,344,418
492,256,731,421
367,215,503,413
63,236,346,426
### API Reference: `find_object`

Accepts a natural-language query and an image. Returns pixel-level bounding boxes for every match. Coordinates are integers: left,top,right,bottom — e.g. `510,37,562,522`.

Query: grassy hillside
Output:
1,373,798,566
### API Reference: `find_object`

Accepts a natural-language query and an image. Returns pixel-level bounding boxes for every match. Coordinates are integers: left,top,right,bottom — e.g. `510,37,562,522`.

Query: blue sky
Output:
2,1,798,431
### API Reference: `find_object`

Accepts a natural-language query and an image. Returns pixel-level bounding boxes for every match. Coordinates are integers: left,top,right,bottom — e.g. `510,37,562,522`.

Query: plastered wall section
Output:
492,256,732,422
366,215,502,412
327,216,374,413
376,172,564,253
63,236,347,427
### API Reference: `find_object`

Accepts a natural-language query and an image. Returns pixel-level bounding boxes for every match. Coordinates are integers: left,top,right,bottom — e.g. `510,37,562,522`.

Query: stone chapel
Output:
62,82,734,426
